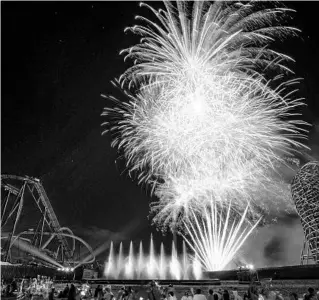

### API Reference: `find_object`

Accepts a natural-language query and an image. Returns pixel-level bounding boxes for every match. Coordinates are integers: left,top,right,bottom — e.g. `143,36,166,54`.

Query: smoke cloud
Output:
236,216,305,268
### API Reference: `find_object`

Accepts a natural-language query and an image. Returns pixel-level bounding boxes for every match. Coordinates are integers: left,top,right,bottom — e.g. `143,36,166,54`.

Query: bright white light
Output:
183,201,261,271
169,256,181,280
103,1,308,230
103,0,308,270
192,255,202,280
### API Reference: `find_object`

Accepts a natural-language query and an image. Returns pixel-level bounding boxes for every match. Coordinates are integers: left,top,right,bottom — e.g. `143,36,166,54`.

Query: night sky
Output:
2,1,319,267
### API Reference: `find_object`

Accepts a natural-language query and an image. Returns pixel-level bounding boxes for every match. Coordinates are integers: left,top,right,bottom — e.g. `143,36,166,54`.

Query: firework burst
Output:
182,201,261,271
102,0,309,268
102,0,308,223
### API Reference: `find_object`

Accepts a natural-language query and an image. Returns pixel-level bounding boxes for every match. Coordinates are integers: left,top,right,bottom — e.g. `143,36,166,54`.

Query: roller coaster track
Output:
1,175,83,265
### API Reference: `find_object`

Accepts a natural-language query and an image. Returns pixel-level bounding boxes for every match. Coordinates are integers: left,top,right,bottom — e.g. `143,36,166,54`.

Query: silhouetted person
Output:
95,285,103,299
304,288,317,300
49,288,55,300
289,293,298,300
223,290,230,300
63,284,70,298
248,287,258,300
11,278,17,292
208,290,214,300
68,284,76,300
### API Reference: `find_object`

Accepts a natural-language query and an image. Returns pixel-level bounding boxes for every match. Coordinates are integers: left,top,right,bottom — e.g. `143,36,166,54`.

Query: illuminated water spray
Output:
125,241,134,279
104,236,202,279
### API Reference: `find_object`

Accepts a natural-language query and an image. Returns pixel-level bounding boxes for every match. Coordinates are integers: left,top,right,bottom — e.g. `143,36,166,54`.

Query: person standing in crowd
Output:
289,293,298,300
128,287,137,300
104,285,114,300
304,288,318,300
122,289,130,300
208,290,214,300
248,287,258,300
232,288,242,300
49,288,55,300
148,281,162,300
168,291,177,300
182,291,193,300
63,284,70,298
94,285,103,300
223,290,230,300
215,290,223,300
193,289,207,300
118,286,126,300
68,284,77,300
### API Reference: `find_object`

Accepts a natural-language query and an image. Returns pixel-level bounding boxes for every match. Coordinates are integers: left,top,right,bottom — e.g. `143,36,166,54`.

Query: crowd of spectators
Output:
1,278,318,300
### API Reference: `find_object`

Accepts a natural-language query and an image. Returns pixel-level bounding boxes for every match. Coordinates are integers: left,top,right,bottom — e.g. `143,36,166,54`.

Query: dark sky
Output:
1,1,319,266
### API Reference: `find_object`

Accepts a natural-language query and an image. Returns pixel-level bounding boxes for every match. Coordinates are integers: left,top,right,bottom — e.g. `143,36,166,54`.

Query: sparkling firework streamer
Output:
182,201,261,271
102,1,309,227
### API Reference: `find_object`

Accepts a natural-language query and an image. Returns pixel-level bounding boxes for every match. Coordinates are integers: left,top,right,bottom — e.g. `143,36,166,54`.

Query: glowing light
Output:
192,254,202,280
102,1,308,225
170,242,181,280
102,0,308,270
182,201,261,271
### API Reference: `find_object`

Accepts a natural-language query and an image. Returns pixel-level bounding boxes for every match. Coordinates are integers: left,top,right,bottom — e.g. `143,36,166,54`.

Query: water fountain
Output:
104,236,202,280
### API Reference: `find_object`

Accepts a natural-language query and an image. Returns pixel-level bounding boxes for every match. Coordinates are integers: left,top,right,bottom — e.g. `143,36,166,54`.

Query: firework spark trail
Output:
182,201,261,271
102,1,309,269
102,1,308,217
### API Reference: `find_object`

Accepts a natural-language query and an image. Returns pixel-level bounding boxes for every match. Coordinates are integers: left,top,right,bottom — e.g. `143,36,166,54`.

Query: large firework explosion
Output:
102,1,308,269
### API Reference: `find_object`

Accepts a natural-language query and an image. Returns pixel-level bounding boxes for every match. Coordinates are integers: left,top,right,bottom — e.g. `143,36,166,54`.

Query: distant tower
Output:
291,161,319,264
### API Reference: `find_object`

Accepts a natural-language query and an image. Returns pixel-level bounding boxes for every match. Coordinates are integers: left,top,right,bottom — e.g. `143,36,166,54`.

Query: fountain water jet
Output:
104,236,203,280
